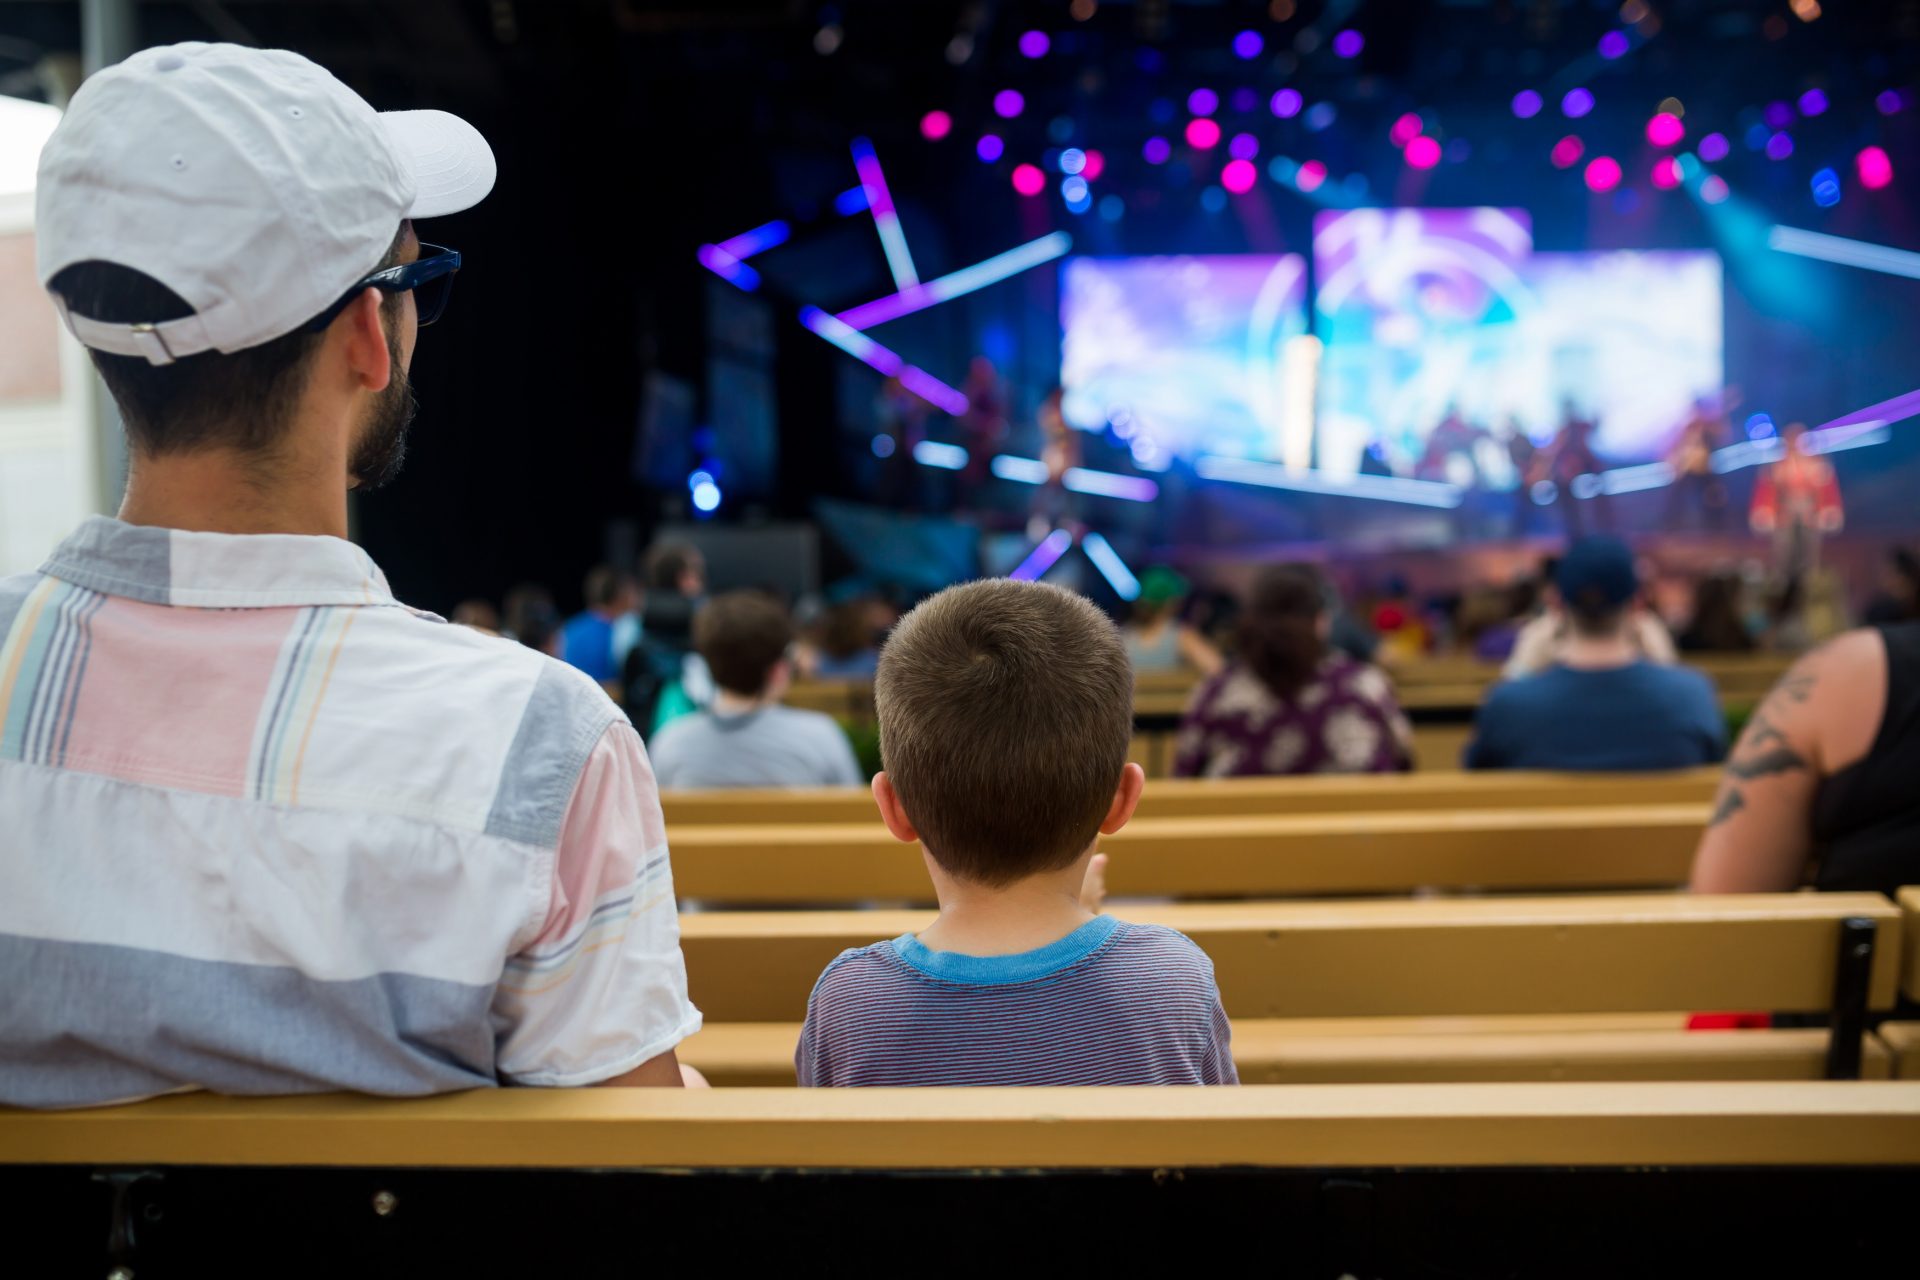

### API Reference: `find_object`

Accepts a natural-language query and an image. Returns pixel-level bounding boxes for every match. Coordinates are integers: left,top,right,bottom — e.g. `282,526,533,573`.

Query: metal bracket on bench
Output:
1825,916,1877,1080
92,1169,163,1277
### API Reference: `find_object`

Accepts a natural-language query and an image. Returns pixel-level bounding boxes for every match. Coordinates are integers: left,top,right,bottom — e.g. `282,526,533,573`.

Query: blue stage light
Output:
1081,533,1142,601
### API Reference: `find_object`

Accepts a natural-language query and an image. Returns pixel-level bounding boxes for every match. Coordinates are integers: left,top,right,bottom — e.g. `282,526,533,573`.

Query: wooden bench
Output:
676,893,1900,1085
662,768,1721,825
669,804,1712,903
1876,886,1920,1079
6,1085,1917,1271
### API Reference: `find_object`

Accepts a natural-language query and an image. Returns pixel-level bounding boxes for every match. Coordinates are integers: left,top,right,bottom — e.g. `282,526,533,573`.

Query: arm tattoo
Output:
1707,669,1819,827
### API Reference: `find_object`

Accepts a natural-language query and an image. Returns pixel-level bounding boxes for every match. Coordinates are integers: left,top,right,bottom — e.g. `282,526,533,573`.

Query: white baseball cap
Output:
36,42,496,365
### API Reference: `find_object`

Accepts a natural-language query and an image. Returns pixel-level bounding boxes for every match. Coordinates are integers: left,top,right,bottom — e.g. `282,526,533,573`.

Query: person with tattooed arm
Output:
1690,625,1920,898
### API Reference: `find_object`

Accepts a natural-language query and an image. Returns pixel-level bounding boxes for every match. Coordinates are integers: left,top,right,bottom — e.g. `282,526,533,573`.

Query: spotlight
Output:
1405,136,1441,169
1646,113,1683,147
691,479,722,512
1332,29,1363,58
1019,30,1050,58
1798,88,1828,117
1270,88,1303,118
1598,31,1628,59
1296,159,1327,191
1512,90,1542,119
1390,113,1423,147
993,89,1024,119
1082,150,1105,180
1857,146,1894,190
1221,159,1257,192
1059,148,1087,175
1142,137,1171,164
1698,133,1729,162
1584,156,1622,192
1765,132,1794,161
1550,136,1584,168
812,24,842,56
1811,168,1841,208
1562,88,1594,118
1650,157,1681,189
1011,163,1045,196
1877,89,1905,116
1305,102,1336,131
1188,88,1218,116
1199,185,1228,212
1700,175,1730,204
920,110,952,141
1185,117,1221,148
976,134,1005,162
1229,132,1259,160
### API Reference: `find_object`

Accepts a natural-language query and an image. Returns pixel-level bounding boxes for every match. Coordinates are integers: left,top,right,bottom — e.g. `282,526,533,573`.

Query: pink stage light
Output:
1650,157,1682,189
1082,149,1105,180
1011,164,1046,196
1550,136,1584,169
1221,158,1257,193
920,110,952,141
1185,117,1222,149
1858,146,1894,189
1229,132,1259,160
1646,112,1683,147
1584,156,1622,192
1404,135,1441,169
1270,88,1303,118
993,89,1024,119
1390,113,1423,147
1296,160,1327,192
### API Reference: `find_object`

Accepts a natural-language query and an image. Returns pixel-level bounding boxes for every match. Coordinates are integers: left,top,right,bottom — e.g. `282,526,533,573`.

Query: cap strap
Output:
53,298,219,367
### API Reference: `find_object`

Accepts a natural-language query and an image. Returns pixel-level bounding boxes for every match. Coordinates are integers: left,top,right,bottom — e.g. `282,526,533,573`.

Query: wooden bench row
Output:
662,767,1722,824
670,804,1713,903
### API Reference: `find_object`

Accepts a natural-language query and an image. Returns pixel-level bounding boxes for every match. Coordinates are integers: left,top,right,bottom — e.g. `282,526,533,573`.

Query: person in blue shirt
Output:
1465,537,1727,771
558,564,640,685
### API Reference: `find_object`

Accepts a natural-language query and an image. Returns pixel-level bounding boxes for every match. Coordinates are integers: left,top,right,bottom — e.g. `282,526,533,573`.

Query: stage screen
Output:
1060,254,1311,466
1314,207,1723,485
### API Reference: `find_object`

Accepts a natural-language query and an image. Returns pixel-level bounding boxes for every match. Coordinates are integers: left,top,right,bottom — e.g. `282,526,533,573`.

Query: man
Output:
559,564,641,685
1750,421,1843,584
1503,554,1678,678
0,44,698,1107
1465,537,1725,771
648,590,864,789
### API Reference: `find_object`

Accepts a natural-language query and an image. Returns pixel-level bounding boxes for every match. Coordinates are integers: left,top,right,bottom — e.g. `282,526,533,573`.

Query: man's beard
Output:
347,329,417,492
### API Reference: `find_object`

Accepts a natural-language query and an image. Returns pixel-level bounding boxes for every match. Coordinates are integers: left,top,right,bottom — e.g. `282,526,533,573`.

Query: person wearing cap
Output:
0,43,700,1107
1464,537,1726,771
1502,555,1678,679
1122,566,1223,676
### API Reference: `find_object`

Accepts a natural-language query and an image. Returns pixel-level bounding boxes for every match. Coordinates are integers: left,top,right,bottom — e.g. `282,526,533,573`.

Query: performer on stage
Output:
1029,386,1081,541
1413,405,1485,485
1751,421,1843,584
956,356,1008,510
1534,401,1605,537
1664,392,1734,530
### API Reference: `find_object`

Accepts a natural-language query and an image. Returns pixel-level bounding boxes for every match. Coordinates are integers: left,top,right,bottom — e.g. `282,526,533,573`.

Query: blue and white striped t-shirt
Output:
796,915,1237,1087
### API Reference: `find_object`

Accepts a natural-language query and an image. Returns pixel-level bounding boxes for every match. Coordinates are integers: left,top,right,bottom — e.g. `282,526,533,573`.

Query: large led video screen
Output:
1061,254,1311,466
1314,207,1723,484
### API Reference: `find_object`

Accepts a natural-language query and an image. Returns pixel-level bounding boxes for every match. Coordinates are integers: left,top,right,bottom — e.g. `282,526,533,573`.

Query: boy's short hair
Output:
877,579,1133,886
694,590,793,697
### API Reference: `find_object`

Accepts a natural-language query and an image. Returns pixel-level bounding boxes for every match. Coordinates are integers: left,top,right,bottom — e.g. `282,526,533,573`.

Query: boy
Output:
648,590,865,788
796,579,1236,1086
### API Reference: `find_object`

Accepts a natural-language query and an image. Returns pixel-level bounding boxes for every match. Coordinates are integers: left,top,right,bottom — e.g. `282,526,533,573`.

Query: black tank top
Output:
1810,623,1920,895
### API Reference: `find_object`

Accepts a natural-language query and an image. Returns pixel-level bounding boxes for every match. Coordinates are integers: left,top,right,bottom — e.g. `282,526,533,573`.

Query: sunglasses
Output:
305,243,461,333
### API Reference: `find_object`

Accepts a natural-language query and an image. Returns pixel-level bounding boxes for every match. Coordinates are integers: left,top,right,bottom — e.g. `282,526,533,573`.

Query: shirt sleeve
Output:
1695,676,1730,763
1204,997,1239,1085
493,722,701,1085
1172,676,1220,778
1463,696,1508,770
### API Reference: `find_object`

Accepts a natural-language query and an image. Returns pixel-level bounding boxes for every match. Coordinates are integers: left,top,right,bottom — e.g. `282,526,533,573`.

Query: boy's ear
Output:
872,772,919,844
1098,761,1146,836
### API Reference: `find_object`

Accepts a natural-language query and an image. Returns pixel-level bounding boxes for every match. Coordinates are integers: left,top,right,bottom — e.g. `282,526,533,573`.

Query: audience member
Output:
1690,623,1920,898
502,582,562,657
559,564,640,684
1504,553,1678,677
1466,538,1725,770
623,540,713,733
798,580,1234,1086
649,590,863,788
1863,548,1920,625
1677,572,1754,653
1173,565,1411,777
2,44,697,1107
808,597,884,679
450,598,502,634
1123,567,1224,676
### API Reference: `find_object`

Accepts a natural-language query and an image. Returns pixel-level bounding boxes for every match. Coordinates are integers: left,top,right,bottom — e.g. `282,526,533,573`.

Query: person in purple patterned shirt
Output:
1173,565,1412,778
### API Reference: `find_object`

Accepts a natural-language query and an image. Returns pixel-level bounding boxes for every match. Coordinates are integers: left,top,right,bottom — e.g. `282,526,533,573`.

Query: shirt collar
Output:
41,515,405,610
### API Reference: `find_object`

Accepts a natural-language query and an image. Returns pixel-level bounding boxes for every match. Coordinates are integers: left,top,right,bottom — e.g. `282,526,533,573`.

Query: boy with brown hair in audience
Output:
796,579,1236,1086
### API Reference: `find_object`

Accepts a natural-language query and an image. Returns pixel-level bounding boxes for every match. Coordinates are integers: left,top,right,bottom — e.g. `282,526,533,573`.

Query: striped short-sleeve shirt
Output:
796,915,1237,1087
0,517,701,1108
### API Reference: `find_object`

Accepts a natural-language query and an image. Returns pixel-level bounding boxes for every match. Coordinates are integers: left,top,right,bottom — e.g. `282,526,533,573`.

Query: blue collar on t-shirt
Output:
889,914,1122,985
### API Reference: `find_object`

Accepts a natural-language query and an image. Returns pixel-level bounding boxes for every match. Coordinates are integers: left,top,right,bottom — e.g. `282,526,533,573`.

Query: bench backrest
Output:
679,893,1901,1023
1,1082,1915,1169
662,769,1722,825
670,804,1710,904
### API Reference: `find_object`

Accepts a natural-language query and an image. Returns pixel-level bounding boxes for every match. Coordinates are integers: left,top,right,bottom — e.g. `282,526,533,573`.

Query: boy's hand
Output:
1079,852,1109,915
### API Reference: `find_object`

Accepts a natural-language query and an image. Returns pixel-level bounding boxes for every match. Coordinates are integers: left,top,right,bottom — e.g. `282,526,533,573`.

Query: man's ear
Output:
872,772,919,844
335,288,393,393
1099,761,1146,836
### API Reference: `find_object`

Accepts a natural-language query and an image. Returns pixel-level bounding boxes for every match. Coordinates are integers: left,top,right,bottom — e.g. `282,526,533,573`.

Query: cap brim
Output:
380,109,496,219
